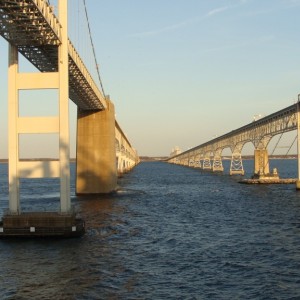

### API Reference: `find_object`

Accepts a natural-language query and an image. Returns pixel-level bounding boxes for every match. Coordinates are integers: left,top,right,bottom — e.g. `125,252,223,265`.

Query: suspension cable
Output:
83,0,106,97
270,133,283,156
270,114,295,156
263,114,295,170
286,135,297,156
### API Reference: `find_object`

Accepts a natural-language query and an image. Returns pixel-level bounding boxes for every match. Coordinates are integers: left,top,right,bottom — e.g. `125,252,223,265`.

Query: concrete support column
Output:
58,0,71,213
76,99,117,194
199,159,202,168
230,152,245,175
254,149,270,178
212,153,224,172
8,44,20,214
203,157,212,169
195,159,201,168
296,99,300,189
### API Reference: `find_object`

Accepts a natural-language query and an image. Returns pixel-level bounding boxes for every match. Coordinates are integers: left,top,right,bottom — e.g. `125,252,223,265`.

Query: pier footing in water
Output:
239,178,297,184
0,212,85,238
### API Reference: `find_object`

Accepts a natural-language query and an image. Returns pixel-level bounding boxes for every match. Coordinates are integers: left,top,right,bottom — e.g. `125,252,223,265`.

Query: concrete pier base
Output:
76,99,117,194
0,212,85,238
240,178,296,184
253,149,270,177
296,180,300,190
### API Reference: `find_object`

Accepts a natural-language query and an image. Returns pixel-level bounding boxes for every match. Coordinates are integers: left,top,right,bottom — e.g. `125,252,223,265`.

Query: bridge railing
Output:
115,121,139,172
68,40,106,110
33,0,61,43
0,0,107,110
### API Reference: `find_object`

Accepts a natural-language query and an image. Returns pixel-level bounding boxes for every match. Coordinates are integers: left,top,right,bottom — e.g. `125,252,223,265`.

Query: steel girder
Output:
0,0,106,110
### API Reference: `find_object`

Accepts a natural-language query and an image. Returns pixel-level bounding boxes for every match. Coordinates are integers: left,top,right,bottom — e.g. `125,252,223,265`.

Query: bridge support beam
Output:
195,159,201,168
230,152,244,175
212,154,224,172
8,44,19,214
297,100,300,189
76,99,117,194
253,149,270,178
7,0,71,214
202,157,212,170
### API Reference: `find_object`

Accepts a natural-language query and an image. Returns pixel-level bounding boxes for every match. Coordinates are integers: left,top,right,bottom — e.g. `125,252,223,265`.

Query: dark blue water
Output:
1,159,300,299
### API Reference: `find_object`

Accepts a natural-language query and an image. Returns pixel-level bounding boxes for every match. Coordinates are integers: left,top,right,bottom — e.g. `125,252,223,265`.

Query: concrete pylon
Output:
76,99,117,194
253,149,270,178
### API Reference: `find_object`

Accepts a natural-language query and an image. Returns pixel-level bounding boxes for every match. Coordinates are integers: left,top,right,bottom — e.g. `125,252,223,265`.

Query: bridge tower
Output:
7,0,70,214
1,0,84,237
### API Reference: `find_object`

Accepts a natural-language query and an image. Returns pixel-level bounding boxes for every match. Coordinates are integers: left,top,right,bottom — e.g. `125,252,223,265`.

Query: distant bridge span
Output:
167,103,300,183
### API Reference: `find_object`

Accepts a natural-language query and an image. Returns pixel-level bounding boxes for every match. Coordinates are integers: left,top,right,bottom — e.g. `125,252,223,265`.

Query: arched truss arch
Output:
167,103,298,177
219,146,233,157
266,130,298,156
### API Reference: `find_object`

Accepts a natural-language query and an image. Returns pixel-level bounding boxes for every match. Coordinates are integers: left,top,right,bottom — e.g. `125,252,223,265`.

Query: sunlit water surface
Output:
0,160,300,299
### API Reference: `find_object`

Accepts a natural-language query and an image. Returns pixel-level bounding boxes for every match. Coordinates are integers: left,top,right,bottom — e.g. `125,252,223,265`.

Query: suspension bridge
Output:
0,0,139,237
167,101,300,186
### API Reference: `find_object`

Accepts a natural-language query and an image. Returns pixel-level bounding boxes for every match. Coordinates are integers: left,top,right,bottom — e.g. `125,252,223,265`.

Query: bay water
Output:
0,159,300,299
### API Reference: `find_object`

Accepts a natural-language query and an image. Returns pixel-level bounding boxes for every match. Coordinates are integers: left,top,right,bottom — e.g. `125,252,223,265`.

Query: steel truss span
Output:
0,0,106,110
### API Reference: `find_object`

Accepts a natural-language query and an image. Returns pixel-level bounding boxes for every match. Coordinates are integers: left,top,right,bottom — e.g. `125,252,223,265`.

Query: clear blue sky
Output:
1,0,300,158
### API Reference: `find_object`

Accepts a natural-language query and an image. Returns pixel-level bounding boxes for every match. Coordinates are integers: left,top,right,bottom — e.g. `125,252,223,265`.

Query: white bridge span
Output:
167,103,300,183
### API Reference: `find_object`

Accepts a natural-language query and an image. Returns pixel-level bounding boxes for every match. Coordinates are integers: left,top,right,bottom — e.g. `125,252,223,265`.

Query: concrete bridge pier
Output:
254,149,269,178
212,157,224,171
212,151,224,172
189,159,194,167
193,156,201,168
203,157,212,170
195,159,202,168
76,98,117,194
296,100,300,189
116,156,124,176
230,152,244,175
253,149,277,179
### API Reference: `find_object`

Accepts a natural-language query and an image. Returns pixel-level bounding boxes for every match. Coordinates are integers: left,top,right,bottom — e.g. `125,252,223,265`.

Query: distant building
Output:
170,146,182,157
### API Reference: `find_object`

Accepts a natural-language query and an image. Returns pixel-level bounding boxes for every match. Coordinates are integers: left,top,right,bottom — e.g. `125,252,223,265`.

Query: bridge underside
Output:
0,0,106,110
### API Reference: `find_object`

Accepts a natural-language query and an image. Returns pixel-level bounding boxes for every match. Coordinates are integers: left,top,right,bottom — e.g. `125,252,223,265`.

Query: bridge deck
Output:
0,0,106,110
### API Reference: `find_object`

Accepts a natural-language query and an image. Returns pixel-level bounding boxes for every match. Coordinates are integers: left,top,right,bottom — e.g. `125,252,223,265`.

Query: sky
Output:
1,0,300,158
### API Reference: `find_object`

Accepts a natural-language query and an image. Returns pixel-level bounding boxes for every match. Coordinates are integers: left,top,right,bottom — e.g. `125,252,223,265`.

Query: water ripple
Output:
0,161,300,299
